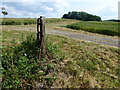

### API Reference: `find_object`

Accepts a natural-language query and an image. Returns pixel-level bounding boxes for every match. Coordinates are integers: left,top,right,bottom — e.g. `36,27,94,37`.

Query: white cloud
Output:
1,0,67,2
0,0,119,19
0,1,70,18
118,1,120,20
44,7,53,12
66,0,119,20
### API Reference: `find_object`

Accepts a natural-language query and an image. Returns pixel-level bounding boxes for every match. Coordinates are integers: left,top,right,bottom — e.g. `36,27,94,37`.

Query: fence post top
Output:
40,16,45,18
40,16,42,18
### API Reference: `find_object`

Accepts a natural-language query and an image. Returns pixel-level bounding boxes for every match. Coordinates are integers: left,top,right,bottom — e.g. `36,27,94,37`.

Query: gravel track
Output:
46,28,119,47
2,24,119,47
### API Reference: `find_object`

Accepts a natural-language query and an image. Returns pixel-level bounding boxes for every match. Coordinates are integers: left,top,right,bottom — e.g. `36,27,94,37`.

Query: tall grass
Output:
66,21,119,36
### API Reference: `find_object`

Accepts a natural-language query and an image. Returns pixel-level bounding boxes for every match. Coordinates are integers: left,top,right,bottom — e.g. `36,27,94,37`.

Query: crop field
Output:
66,21,119,36
1,18,76,25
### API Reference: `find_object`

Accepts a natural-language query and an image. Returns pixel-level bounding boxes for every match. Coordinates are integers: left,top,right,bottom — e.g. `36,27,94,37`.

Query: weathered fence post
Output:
37,16,46,60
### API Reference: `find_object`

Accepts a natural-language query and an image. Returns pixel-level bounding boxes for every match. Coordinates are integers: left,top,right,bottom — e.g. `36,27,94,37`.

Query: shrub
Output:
62,11,102,21
2,34,64,89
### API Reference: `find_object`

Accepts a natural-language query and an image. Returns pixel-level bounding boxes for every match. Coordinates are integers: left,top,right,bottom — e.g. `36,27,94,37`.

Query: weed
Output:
2,34,64,88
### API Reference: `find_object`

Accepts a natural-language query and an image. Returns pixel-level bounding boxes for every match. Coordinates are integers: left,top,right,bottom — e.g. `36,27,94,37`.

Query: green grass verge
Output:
1,30,119,88
66,21,119,36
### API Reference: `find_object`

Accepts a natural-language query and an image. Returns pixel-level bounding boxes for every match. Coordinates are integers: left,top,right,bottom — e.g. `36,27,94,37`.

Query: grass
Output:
2,30,64,89
0,18,76,25
66,21,119,36
48,35,119,88
1,29,119,88
1,18,37,25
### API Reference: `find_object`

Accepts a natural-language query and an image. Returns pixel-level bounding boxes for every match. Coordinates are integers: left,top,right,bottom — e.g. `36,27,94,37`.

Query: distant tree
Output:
62,11,102,21
105,19,120,22
1,7,8,18
1,7,6,10
62,14,69,19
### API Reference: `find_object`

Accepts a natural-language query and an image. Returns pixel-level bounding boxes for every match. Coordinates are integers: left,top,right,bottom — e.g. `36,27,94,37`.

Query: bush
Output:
62,11,102,21
2,34,64,89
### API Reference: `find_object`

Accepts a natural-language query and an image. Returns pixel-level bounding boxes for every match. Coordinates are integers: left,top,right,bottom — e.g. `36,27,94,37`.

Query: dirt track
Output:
46,28,119,47
2,22,119,47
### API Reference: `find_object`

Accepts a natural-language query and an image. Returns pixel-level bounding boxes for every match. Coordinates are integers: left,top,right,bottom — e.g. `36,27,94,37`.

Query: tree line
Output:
62,11,102,21
105,19,120,22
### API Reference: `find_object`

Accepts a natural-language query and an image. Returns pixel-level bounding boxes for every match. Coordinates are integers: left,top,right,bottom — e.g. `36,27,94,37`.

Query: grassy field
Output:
1,29,119,88
2,18,119,36
0,18,76,25
66,21,119,36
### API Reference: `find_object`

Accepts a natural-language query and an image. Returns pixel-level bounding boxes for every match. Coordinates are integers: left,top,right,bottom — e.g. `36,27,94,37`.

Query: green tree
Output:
1,7,8,18
62,11,102,21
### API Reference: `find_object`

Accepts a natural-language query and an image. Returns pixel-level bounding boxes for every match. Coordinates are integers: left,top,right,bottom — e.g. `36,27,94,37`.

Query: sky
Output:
0,0,120,20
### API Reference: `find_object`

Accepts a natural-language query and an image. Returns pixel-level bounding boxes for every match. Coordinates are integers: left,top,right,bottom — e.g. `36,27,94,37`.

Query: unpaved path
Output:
2,21,119,47
46,28,118,47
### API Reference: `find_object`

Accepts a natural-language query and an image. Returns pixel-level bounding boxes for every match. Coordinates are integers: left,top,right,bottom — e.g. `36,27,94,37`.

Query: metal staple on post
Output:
37,16,46,60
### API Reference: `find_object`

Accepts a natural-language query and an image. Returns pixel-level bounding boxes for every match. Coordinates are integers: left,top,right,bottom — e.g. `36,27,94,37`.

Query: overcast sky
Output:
0,0,119,20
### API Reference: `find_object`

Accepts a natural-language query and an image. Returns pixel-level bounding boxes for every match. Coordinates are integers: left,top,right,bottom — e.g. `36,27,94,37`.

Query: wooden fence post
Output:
37,16,46,60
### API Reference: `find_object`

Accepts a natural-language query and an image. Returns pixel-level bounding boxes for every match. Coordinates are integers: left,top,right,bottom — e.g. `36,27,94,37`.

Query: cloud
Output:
0,0,119,19
66,0,119,20
118,1,120,20
0,1,70,18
